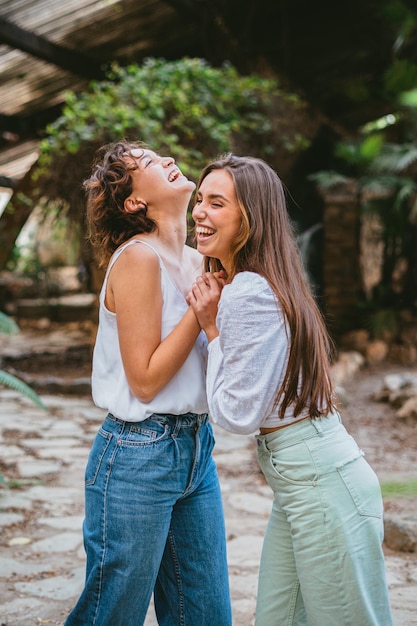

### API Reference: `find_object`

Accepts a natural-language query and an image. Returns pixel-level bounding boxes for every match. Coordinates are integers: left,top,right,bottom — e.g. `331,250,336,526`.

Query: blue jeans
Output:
65,413,231,626
255,412,393,626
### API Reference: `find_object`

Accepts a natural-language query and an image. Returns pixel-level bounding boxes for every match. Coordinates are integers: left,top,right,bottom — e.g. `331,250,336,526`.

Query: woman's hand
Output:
187,272,224,342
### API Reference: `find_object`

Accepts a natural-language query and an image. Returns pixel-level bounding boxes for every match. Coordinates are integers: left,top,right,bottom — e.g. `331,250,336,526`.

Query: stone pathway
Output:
0,389,416,626
1,323,417,624
0,386,269,626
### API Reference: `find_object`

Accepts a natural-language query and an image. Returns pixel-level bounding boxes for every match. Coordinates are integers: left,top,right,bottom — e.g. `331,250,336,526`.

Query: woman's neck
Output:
144,220,188,260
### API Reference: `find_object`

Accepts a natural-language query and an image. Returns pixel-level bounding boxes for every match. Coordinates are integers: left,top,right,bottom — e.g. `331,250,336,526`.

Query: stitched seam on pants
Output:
288,580,301,625
92,441,119,624
167,529,185,625
183,420,201,496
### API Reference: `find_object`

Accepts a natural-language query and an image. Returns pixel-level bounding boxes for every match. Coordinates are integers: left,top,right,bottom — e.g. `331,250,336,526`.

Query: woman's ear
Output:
124,197,147,214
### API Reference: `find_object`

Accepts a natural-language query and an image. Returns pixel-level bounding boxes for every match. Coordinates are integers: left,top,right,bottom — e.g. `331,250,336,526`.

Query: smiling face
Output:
124,149,195,214
192,169,243,272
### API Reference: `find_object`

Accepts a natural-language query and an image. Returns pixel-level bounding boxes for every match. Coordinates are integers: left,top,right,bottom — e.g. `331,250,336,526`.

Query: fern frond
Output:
308,170,351,190
0,370,48,411
0,311,19,335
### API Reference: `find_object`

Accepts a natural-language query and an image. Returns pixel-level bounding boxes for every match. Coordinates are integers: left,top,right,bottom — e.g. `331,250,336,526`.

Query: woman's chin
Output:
196,240,211,253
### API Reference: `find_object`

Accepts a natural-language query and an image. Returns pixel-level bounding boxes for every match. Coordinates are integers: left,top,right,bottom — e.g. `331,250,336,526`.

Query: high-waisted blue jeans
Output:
65,412,232,626
255,412,393,626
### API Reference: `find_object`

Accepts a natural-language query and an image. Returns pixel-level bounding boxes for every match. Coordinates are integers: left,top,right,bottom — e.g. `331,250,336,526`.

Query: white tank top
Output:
91,240,209,421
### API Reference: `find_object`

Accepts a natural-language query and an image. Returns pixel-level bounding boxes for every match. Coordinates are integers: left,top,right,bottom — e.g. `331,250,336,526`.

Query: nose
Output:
192,202,205,221
162,156,175,167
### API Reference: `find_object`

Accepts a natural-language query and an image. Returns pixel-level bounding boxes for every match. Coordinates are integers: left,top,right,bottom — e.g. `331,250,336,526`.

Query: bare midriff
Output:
259,416,310,435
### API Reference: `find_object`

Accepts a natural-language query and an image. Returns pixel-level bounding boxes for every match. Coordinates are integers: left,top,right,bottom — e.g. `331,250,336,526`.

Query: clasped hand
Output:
186,271,226,342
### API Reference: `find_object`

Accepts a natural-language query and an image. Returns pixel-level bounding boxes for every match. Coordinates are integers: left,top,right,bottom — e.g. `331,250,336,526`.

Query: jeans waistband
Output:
107,412,209,427
256,411,342,451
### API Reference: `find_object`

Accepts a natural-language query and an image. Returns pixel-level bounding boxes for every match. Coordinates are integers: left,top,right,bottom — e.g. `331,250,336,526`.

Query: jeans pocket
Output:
337,451,383,518
122,421,169,446
85,427,112,486
262,444,318,486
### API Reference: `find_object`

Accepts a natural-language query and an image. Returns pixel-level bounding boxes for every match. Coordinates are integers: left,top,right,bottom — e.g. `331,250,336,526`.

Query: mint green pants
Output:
255,412,393,626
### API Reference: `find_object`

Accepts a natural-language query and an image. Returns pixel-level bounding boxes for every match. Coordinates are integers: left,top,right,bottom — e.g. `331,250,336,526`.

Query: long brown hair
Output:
84,140,157,267
196,154,335,419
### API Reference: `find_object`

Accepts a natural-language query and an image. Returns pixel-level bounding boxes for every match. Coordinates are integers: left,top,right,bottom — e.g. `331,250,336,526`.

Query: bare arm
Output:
107,244,201,402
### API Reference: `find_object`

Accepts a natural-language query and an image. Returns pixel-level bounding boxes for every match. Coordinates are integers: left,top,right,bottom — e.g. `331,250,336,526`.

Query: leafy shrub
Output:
32,57,305,222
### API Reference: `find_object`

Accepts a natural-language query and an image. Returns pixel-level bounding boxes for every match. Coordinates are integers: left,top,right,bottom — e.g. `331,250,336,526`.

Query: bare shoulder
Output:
185,244,204,273
118,240,159,265
110,240,160,284
106,241,161,311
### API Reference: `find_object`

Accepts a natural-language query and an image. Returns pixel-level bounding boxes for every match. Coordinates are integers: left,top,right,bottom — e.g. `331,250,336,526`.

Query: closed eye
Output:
194,197,223,208
139,152,156,168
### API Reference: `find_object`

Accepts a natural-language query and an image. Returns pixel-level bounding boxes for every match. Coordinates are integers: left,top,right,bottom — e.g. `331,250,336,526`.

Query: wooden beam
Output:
162,0,201,17
0,104,64,144
0,175,17,190
0,17,106,80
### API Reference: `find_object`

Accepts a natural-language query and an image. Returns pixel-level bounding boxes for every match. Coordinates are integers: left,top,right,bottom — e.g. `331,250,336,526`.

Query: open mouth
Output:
195,226,215,240
168,168,182,182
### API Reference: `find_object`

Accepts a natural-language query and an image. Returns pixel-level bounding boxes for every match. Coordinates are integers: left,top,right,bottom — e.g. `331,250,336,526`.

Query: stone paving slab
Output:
1,387,417,626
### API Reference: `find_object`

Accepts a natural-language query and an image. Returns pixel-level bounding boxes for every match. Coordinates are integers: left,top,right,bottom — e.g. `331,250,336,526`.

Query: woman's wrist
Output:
205,326,219,343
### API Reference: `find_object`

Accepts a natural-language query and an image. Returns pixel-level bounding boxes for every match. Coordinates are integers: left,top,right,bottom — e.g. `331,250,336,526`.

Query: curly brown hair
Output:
84,140,157,267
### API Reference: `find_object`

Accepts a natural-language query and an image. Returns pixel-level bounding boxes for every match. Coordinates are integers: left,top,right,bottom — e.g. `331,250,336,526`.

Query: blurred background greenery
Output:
1,0,417,342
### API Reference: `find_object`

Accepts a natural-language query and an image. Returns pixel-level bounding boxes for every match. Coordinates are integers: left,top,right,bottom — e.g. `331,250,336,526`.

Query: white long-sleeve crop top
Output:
91,240,209,421
206,271,310,434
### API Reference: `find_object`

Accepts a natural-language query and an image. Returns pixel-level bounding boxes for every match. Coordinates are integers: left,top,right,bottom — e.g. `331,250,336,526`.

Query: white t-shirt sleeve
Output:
206,272,289,434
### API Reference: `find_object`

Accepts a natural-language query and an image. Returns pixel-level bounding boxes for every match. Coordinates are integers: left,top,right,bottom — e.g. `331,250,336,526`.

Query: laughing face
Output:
124,149,195,213
192,169,242,272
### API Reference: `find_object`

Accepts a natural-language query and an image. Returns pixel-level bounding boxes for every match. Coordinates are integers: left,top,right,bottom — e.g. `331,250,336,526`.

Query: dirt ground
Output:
336,362,417,485
333,361,417,620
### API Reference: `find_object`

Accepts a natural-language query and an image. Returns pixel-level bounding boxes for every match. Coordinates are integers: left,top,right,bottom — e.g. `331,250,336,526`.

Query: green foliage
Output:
0,312,48,411
37,57,282,186
0,370,47,411
13,207,81,280
308,171,351,191
381,478,417,498
384,59,417,95
11,56,311,290
311,84,417,313
366,308,400,339
0,310,19,335
22,56,315,247
331,134,386,172
381,1,417,96
399,88,417,107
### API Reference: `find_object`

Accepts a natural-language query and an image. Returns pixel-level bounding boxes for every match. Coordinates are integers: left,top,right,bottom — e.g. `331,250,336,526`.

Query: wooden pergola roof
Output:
0,0,410,191
0,0,201,188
